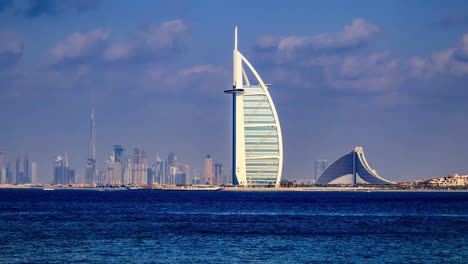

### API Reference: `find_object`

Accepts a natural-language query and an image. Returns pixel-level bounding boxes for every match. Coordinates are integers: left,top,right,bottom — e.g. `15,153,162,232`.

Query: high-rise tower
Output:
85,99,96,184
224,27,283,187
31,160,37,185
204,155,213,185
23,155,30,184
15,156,23,184
0,152,6,184
214,163,223,185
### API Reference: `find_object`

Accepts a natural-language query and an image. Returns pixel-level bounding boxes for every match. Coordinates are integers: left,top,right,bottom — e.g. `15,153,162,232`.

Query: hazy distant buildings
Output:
314,160,328,182
225,27,283,187
132,147,148,185
168,152,177,168
184,164,190,185
162,152,192,185
53,155,75,185
124,158,132,185
113,144,125,184
113,145,124,164
0,152,6,184
96,170,106,185
316,146,394,185
6,161,12,184
148,167,155,185
175,169,187,185
168,165,175,184
31,160,37,185
154,155,165,185
13,155,33,184
193,169,201,185
214,163,223,185
166,152,177,184
0,153,16,185
16,156,24,184
24,155,30,184
204,155,213,185
106,154,122,186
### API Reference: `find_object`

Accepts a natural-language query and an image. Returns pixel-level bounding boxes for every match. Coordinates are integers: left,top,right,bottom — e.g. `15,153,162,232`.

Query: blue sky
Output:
1,0,468,183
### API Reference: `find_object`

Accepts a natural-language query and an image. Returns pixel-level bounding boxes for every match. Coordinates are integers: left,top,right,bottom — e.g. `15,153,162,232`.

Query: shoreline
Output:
0,184,467,192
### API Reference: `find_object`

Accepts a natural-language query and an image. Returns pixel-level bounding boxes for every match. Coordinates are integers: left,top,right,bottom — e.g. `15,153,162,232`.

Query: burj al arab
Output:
225,27,283,187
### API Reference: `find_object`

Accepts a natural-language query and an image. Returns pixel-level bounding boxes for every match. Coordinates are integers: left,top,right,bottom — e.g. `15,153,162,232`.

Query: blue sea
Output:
0,190,467,263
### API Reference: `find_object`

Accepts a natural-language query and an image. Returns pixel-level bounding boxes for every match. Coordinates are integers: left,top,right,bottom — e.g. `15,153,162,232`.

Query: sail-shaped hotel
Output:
225,27,283,187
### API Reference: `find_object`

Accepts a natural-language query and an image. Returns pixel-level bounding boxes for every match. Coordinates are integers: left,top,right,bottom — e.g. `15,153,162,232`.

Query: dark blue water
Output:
0,190,467,263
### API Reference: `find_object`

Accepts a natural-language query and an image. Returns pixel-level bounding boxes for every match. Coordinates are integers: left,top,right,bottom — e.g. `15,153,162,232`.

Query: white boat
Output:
43,188,55,191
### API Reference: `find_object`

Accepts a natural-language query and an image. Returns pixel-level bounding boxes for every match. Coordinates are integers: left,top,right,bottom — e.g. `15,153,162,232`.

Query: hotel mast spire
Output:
234,25,238,51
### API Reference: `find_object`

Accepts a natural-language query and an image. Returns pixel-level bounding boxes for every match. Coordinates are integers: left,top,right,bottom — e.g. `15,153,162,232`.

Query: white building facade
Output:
429,174,468,187
225,27,283,187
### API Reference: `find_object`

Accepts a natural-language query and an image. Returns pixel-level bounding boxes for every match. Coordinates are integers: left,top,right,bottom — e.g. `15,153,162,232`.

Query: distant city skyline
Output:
2,1,468,182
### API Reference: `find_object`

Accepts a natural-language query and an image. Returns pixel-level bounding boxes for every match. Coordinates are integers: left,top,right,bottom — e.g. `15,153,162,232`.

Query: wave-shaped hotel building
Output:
316,146,394,185
225,27,283,187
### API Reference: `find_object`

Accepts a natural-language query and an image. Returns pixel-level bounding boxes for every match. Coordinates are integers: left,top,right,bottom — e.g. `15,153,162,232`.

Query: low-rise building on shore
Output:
428,174,468,187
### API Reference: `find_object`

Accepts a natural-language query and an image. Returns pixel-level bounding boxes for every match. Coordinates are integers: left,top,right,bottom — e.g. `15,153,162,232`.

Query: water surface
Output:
0,190,467,263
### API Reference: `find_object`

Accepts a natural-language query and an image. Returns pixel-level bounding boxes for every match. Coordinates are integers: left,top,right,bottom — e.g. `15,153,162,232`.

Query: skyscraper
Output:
113,145,124,164
214,163,223,185
184,164,190,185
159,159,166,185
193,169,201,185
224,27,283,187
204,155,213,185
0,152,6,184
168,152,177,167
54,156,65,185
169,166,178,185
132,147,148,186
166,152,177,184
154,154,163,184
106,154,122,186
23,155,30,184
124,158,132,185
54,155,75,185
113,144,125,183
141,150,148,185
6,162,13,184
16,156,24,184
148,164,159,185
31,160,37,185
85,102,96,184
96,170,106,185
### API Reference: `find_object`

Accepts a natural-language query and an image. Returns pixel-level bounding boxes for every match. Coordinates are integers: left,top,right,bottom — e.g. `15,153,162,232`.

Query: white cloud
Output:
50,28,111,65
144,64,226,94
180,64,222,77
311,18,380,51
50,19,190,66
431,33,468,76
255,18,380,62
102,43,132,61
138,19,188,51
255,27,468,100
